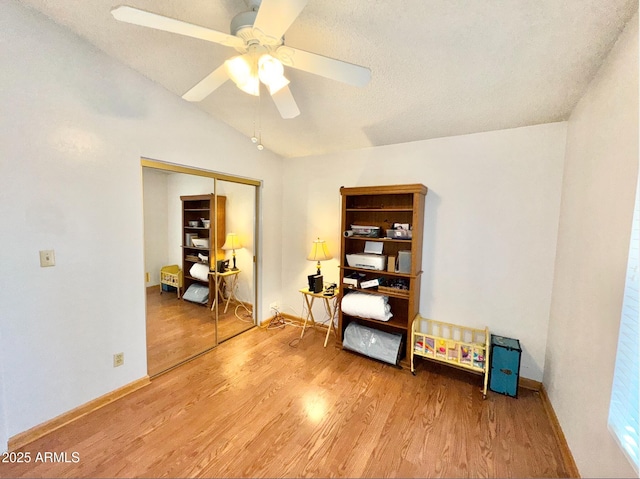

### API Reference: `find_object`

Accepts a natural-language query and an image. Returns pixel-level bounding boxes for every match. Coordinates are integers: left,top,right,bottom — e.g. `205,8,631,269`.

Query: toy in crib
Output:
446,342,459,360
460,346,471,363
414,338,435,354
473,350,485,368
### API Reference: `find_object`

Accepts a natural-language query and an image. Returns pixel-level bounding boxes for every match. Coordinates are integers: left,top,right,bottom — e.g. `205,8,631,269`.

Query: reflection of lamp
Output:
307,238,332,275
222,233,243,271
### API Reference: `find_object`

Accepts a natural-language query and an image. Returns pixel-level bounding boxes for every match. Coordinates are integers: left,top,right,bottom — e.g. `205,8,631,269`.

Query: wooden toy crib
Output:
160,265,183,299
411,315,490,398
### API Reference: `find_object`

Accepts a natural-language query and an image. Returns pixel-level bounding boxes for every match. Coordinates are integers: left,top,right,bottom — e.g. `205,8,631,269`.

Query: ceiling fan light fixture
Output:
238,76,260,96
258,54,290,94
225,55,260,96
258,54,283,83
225,55,250,82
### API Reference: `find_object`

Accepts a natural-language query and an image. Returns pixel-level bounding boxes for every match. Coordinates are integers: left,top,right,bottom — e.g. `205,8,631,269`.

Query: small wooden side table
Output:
209,269,241,313
299,288,339,347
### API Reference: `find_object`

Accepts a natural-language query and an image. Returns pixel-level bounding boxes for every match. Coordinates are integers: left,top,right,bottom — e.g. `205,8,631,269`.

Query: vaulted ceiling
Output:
17,0,638,158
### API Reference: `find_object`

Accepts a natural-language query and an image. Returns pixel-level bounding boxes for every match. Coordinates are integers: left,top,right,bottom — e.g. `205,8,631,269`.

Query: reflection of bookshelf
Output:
181,194,226,302
338,184,427,365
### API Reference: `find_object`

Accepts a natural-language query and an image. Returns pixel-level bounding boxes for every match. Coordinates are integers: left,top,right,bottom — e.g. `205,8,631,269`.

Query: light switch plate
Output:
39,250,55,267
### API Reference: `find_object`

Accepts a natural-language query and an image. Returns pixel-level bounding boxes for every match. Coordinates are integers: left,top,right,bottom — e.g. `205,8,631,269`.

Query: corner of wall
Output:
543,8,638,478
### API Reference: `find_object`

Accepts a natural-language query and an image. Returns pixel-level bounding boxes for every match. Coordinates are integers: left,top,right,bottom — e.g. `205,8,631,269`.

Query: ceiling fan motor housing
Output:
230,10,258,36
231,8,283,52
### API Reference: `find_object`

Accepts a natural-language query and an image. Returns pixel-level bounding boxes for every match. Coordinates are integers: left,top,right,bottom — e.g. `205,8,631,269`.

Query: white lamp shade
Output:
225,55,260,97
238,76,260,96
258,55,290,94
222,233,243,251
258,54,284,84
225,55,251,85
307,238,332,262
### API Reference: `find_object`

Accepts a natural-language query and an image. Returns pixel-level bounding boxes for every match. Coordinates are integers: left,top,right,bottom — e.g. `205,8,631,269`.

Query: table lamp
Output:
307,237,332,275
222,233,243,271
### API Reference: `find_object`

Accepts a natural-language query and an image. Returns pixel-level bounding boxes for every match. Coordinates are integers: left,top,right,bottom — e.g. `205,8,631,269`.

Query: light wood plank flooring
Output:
2,325,572,478
146,285,254,376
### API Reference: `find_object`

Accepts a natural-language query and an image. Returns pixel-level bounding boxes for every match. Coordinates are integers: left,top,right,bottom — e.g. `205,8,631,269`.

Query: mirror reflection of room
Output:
143,168,256,377
214,178,256,342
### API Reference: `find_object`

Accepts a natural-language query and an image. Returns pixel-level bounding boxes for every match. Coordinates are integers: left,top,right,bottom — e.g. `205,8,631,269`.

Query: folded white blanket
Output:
190,263,210,281
341,292,393,321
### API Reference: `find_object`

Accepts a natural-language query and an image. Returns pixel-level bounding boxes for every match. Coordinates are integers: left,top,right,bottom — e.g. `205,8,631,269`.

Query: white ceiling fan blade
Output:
111,6,244,48
270,85,300,119
253,0,309,41
182,65,230,102
275,46,371,87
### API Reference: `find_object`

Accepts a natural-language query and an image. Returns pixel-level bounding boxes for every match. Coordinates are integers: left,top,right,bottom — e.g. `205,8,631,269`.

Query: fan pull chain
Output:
255,83,264,150
251,87,259,145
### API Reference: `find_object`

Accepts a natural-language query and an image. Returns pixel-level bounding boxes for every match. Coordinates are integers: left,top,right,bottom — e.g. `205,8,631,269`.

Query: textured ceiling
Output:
16,0,639,158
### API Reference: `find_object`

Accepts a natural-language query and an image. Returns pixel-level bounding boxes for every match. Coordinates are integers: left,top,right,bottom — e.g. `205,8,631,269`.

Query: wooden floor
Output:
2,325,571,478
146,286,254,376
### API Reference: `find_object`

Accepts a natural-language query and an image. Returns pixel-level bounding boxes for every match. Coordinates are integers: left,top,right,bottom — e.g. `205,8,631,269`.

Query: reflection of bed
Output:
411,315,490,398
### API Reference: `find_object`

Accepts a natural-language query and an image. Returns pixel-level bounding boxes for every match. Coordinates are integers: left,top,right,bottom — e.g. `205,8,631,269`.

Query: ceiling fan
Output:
111,0,372,119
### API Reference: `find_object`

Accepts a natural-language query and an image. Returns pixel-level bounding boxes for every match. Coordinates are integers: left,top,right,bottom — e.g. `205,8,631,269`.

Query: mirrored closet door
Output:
142,160,259,377
213,177,257,343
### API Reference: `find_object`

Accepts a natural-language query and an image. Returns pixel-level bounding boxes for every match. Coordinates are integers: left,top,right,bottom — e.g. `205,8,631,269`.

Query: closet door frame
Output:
141,157,261,365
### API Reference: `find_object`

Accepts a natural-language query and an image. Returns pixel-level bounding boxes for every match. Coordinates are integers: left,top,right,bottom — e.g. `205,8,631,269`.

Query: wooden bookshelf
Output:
338,184,427,365
181,194,226,305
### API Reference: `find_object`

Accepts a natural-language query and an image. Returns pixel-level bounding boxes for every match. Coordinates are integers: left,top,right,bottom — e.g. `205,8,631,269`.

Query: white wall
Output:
0,0,283,447
165,173,215,267
282,122,567,382
143,169,170,287
545,12,638,479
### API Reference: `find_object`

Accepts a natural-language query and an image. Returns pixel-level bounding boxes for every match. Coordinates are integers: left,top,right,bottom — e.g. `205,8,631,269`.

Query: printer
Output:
345,241,387,271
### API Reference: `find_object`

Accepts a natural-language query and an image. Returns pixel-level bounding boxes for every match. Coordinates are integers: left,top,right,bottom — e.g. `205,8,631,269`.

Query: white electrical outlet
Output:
269,301,279,311
113,352,124,367
39,250,55,267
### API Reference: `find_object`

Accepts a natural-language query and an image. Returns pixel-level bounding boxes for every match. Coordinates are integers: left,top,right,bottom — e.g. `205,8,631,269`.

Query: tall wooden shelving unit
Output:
338,184,427,365
181,194,226,304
